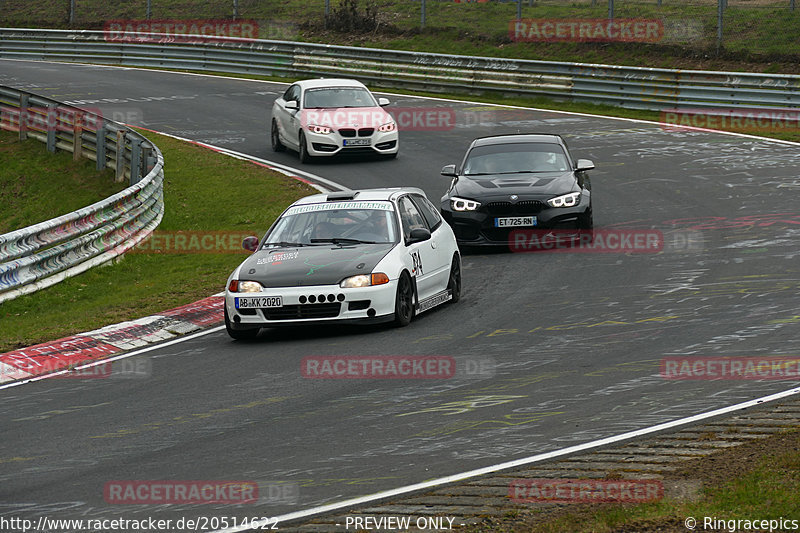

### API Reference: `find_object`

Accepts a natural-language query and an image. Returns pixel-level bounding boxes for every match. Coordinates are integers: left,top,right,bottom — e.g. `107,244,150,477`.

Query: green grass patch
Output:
0,130,315,352
0,130,125,234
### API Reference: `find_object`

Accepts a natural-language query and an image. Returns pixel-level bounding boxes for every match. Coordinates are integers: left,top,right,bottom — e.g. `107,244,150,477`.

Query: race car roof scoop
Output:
326,190,358,201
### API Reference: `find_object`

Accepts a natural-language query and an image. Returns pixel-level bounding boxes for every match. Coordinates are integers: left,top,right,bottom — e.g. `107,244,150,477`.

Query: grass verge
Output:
0,130,125,233
0,129,315,353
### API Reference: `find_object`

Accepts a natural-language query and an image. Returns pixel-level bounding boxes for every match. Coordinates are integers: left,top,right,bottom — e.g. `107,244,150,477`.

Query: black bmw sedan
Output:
440,133,595,247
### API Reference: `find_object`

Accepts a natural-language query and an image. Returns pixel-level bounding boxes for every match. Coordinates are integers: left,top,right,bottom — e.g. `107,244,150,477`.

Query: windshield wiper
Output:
310,238,376,245
262,241,307,248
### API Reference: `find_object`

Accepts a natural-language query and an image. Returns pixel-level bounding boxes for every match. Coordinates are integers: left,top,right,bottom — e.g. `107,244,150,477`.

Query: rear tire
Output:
447,254,461,303
393,273,414,327
225,307,260,341
298,131,313,163
271,120,285,152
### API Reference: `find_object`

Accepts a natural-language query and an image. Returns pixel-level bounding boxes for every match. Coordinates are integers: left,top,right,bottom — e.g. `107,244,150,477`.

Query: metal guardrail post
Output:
73,118,83,161
115,129,126,183
19,93,28,141
46,104,57,153
96,125,107,171
146,151,157,174
130,138,142,185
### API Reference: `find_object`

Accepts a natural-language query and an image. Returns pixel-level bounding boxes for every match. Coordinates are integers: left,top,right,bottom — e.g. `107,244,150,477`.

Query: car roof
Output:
295,78,368,90
470,133,565,147
290,188,426,206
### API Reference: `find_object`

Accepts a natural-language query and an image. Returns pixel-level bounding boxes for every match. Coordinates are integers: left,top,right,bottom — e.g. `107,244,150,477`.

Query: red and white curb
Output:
0,295,224,383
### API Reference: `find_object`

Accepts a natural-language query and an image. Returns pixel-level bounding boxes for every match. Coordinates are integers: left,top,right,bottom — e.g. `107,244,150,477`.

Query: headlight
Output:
340,273,390,288
547,192,581,208
450,197,481,212
308,124,331,135
229,280,263,293
378,122,396,133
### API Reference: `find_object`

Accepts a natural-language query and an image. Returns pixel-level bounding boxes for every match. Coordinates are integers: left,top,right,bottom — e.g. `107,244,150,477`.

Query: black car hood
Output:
453,171,576,198
237,243,394,287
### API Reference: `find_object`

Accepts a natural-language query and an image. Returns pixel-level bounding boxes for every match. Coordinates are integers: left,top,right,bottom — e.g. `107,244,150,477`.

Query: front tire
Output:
577,208,594,230
393,273,414,327
298,131,313,163
225,307,260,341
271,120,285,152
447,254,461,303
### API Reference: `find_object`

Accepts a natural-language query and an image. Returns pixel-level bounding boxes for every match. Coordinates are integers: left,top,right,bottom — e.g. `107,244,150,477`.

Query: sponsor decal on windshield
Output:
285,201,393,216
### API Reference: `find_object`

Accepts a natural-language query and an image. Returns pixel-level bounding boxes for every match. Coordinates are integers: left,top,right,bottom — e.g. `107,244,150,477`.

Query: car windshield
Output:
263,201,399,247
303,87,377,109
462,142,571,175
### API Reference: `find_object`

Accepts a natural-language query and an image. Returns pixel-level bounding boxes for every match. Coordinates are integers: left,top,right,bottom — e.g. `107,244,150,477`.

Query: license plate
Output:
495,216,537,227
343,139,371,147
235,296,282,309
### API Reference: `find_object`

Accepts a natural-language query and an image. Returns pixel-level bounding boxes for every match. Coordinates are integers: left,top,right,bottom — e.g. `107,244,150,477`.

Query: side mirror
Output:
378,97,390,107
242,236,259,252
408,227,431,244
284,100,299,111
440,164,457,177
576,159,595,171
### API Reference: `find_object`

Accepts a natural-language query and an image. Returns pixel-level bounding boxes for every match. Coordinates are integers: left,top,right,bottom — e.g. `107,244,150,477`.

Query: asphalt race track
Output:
2,60,800,528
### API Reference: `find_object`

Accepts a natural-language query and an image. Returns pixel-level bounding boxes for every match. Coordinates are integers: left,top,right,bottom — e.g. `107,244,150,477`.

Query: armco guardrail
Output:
0,85,164,303
1,27,800,110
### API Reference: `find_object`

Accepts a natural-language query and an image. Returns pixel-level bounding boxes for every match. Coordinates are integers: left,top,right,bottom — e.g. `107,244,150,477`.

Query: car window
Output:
283,85,299,102
410,194,441,231
264,202,399,245
303,87,376,109
463,143,570,175
397,196,429,242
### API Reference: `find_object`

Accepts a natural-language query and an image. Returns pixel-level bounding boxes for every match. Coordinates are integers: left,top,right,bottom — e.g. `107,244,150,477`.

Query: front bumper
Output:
441,196,590,247
305,128,399,157
225,281,398,329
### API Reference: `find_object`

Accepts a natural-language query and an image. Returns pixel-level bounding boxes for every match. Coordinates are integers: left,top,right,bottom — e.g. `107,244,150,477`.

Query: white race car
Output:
270,78,399,162
224,188,461,340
